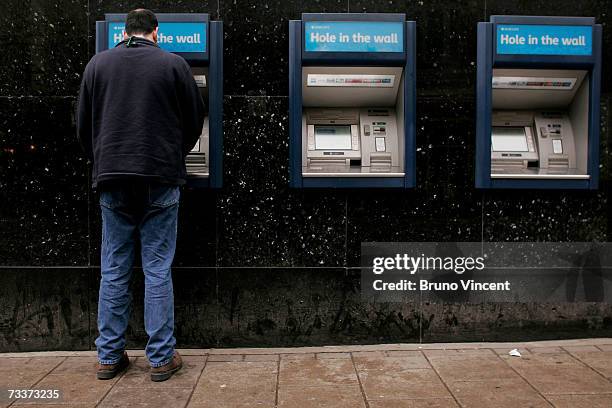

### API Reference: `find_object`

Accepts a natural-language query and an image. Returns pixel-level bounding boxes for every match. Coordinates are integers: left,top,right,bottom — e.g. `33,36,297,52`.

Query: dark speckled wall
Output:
0,0,611,352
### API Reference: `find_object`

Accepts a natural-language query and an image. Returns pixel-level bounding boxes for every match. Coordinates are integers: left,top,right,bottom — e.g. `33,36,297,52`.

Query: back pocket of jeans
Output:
150,186,180,208
99,190,124,209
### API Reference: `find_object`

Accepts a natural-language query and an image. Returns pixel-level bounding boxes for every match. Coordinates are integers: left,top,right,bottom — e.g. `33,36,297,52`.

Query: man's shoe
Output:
96,352,130,380
150,351,183,382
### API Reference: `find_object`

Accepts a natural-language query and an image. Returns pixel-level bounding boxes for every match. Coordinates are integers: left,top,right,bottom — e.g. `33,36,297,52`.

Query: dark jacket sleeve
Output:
178,61,206,156
76,62,94,161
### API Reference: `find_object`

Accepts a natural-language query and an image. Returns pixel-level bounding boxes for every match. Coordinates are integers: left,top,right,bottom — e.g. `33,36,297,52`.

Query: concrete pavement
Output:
2,338,612,407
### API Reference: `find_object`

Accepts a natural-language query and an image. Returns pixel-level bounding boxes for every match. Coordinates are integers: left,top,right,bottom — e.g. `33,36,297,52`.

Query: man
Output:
77,9,205,382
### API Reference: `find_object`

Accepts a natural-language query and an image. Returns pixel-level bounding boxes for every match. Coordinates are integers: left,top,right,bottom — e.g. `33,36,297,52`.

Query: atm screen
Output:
314,126,352,150
491,127,529,152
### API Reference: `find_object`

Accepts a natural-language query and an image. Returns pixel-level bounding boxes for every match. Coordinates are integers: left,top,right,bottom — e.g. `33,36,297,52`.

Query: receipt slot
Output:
476,16,602,189
289,14,416,188
95,13,223,188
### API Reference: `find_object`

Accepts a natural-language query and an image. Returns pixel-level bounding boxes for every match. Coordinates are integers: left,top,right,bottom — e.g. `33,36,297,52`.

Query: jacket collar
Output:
115,36,159,49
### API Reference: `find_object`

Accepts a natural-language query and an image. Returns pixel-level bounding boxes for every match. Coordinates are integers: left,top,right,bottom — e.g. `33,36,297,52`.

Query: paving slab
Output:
502,352,612,395
98,387,193,408
527,346,566,354
562,345,601,353
420,349,458,358
315,352,351,359
426,351,517,381
49,357,98,374
243,354,279,362
358,368,452,400
449,349,499,357
568,351,612,379
12,372,120,406
386,350,430,358
0,357,65,390
278,385,365,408
447,379,551,408
188,361,277,408
368,398,459,408
279,358,358,387
205,354,243,362
351,351,387,358
353,354,432,371
280,353,315,360
547,394,612,408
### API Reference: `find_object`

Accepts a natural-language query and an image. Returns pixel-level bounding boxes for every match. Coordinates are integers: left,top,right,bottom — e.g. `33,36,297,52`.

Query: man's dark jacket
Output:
77,38,205,187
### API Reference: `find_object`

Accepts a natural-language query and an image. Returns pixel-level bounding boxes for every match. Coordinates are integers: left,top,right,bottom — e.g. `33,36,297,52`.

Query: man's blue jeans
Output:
96,183,180,368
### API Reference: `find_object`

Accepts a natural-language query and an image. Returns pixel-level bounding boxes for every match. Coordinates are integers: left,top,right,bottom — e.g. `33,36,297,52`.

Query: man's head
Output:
124,9,159,42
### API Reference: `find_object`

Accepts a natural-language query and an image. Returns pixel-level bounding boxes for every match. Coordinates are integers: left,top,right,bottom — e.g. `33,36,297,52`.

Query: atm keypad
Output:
543,123,564,155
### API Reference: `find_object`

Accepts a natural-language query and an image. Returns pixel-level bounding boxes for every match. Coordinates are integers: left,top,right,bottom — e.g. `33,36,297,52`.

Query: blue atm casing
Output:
95,13,223,188
476,15,602,190
289,13,417,188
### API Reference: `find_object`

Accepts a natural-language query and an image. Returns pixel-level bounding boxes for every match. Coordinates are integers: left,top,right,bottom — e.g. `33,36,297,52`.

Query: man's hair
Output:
125,9,158,36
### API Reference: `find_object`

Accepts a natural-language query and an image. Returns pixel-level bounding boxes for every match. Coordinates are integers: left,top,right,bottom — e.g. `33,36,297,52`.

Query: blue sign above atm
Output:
108,22,207,53
304,21,404,53
496,24,592,56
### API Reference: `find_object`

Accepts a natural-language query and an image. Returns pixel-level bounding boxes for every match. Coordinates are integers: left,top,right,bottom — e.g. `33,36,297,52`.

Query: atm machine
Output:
95,13,223,188
289,14,416,188
476,16,602,189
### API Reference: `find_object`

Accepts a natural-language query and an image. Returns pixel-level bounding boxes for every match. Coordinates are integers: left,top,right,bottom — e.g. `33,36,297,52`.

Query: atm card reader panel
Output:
534,113,576,171
360,108,399,169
